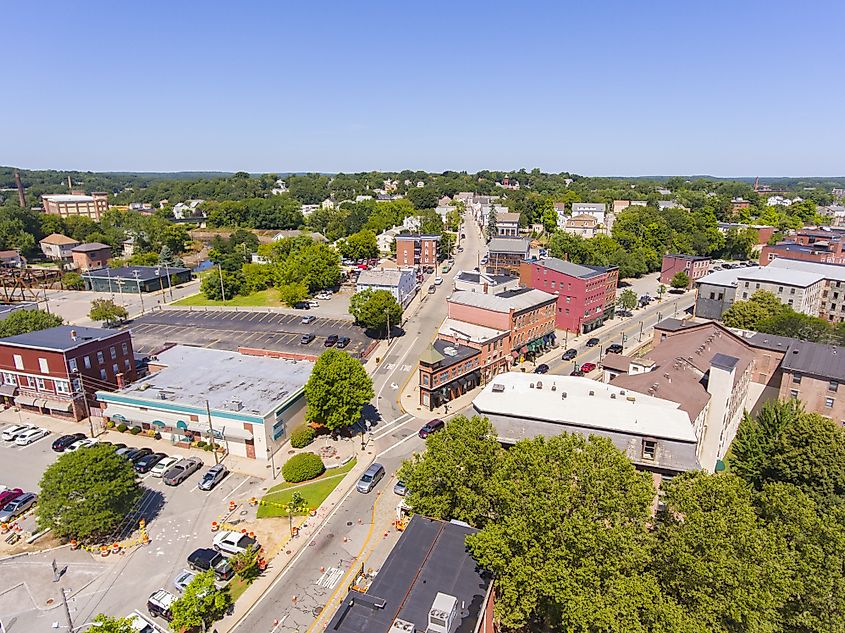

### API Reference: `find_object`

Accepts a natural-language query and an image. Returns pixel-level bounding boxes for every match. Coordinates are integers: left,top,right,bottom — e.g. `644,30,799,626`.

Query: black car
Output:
52,433,86,452
534,364,549,374
128,447,154,464
324,335,338,347
606,344,624,354
135,452,167,474
561,348,577,361
187,548,234,580
586,337,600,347
616,310,633,317
293,301,310,309
570,368,585,377
336,336,350,349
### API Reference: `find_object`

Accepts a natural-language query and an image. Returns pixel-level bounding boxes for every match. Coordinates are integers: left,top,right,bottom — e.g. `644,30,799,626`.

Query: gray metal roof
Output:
71,242,111,253
781,340,845,382
487,237,530,254
0,325,123,352
84,265,190,282
534,257,604,279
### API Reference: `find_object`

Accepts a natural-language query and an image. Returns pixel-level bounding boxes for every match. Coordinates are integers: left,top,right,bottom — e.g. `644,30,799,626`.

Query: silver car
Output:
173,569,196,593
357,463,385,494
0,492,36,522
163,457,203,486
198,463,229,491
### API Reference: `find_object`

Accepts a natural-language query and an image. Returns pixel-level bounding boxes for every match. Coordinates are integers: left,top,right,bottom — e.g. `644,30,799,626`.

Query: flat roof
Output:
737,266,825,287
84,265,190,282
326,516,490,633
534,257,605,279
487,237,530,254
420,339,478,369
356,269,410,287
0,325,124,353
439,318,507,343
394,234,442,241
454,270,513,285
572,202,607,211
42,194,101,202
449,288,556,313
71,242,111,253
108,345,313,417
768,257,845,283
472,372,697,442
665,253,710,261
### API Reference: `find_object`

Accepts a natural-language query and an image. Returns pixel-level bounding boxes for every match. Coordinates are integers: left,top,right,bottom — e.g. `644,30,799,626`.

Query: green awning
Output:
152,420,166,427
176,420,188,430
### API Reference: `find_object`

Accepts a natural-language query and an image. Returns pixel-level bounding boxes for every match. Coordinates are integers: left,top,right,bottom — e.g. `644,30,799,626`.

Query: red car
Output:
0,488,23,508
579,362,597,373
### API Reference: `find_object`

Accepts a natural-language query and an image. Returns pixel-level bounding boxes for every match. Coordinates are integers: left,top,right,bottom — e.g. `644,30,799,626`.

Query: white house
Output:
356,268,417,307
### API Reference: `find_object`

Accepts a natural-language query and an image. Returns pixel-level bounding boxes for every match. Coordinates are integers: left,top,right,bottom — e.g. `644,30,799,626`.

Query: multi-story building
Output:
71,243,111,272
0,250,25,268
519,258,618,333
768,258,845,323
40,233,79,261
760,228,845,265
395,234,441,268
485,237,530,276
561,214,599,238
355,268,416,307
778,339,845,425
42,192,109,221
0,325,136,420
495,212,521,237
453,270,520,294
570,202,607,226
660,254,710,288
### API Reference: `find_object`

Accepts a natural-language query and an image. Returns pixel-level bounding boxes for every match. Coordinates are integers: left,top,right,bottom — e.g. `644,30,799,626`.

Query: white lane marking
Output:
375,336,419,402
371,415,415,442
375,431,420,458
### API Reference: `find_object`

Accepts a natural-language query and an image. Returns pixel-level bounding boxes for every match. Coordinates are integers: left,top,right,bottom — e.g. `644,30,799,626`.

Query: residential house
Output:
356,268,416,307
172,200,205,220
660,254,710,288
0,251,25,268
562,214,599,238
485,237,530,276
570,202,606,226
40,233,79,261
71,243,111,272
495,212,521,237
395,234,441,268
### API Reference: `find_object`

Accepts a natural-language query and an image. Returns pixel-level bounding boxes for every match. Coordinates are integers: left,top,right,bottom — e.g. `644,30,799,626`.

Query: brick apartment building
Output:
71,242,111,272
0,325,136,421
768,258,845,323
418,288,556,409
519,258,618,334
760,228,845,265
42,192,109,221
780,339,845,425
486,237,530,276
660,254,710,288
395,234,441,268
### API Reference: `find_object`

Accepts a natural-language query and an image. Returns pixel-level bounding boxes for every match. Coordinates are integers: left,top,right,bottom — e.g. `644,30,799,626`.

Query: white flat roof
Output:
768,257,845,283
449,288,556,313
43,194,99,202
439,318,507,343
472,372,697,442
737,266,824,287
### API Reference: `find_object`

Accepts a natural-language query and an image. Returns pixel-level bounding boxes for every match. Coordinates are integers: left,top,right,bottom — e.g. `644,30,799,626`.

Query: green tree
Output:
304,349,374,431
127,251,160,266
241,262,275,293
657,283,667,301
670,271,690,289
88,614,135,633
339,230,378,260
277,281,309,307
407,186,439,210
88,298,128,326
37,444,143,542
201,269,243,301
540,206,558,234
467,434,658,631
170,570,232,632
398,416,501,526
721,294,773,330
277,242,341,293
161,223,190,254
349,289,403,334
486,207,497,240
0,308,63,338
617,288,638,311
654,472,789,632
61,272,85,290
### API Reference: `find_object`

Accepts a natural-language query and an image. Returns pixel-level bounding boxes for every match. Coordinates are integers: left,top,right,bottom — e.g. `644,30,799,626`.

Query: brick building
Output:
0,325,136,421
780,339,845,425
660,254,710,287
71,242,111,272
486,237,530,276
395,234,441,267
42,192,109,221
519,257,618,333
760,228,845,265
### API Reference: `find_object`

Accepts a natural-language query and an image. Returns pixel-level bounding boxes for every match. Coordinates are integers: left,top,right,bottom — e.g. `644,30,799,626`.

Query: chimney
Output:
70,329,78,341
116,372,125,389
14,170,25,208
483,282,489,294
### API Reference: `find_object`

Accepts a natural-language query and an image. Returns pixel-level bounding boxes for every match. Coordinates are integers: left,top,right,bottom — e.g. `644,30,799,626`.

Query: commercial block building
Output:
71,242,111,272
760,228,845,265
0,325,136,420
395,234,441,268
660,254,710,287
97,345,312,460
485,237,530,276
519,258,618,333
83,265,192,293
779,339,845,425
495,212,521,237
768,258,845,323
40,233,79,261
42,192,109,221
355,268,416,307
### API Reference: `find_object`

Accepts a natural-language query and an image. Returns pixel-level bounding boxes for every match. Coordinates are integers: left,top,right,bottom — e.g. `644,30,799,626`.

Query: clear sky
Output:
5,0,844,176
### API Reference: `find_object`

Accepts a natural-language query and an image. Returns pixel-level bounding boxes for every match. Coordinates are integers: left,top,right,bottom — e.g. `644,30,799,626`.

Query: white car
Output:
150,456,179,478
212,530,257,555
15,427,50,446
2,424,34,442
315,291,333,300
434,276,444,285
66,438,98,452
128,611,162,633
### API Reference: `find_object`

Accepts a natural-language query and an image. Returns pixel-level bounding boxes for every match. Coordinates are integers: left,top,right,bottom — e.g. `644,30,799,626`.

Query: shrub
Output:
196,440,207,449
129,426,142,435
117,423,128,433
105,420,115,429
282,453,325,483
290,427,316,449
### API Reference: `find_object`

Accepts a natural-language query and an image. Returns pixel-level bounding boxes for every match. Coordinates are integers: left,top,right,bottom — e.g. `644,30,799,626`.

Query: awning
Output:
151,420,166,427
42,399,73,412
0,384,16,397
14,395,37,407
209,426,254,441
111,414,127,423
520,346,528,354
510,351,519,359
176,420,189,430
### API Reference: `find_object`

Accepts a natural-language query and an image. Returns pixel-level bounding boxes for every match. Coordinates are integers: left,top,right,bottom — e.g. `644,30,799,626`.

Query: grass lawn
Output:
227,576,250,602
257,457,358,519
172,288,285,307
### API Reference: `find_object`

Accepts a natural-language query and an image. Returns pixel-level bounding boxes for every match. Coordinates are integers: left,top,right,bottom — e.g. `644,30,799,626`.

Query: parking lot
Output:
0,414,274,631
124,308,374,358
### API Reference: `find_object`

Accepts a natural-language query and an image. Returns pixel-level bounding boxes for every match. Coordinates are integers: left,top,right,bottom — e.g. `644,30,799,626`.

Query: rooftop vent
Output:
551,384,556,391
157,392,167,400
561,392,567,399
589,390,595,396
491,383,505,393
442,346,458,357
427,593,458,633
70,329,78,341
529,382,535,389
223,400,243,411
536,381,543,389
627,395,636,402
610,393,616,399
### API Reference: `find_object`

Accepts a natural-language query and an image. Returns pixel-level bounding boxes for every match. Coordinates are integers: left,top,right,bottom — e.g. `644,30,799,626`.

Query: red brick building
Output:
660,254,710,287
71,242,111,272
519,258,618,334
395,234,441,267
0,325,135,421
760,229,845,265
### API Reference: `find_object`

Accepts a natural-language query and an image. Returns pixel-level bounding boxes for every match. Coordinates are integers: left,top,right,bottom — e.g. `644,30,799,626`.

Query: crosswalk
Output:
316,566,344,589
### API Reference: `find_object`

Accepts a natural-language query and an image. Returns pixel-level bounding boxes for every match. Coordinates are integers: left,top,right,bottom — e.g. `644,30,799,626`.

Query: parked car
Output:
324,335,338,347
150,456,179,478
52,433,86,452
128,448,154,464
315,291,333,300
187,548,234,580
606,344,624,354
115,446,135,457
301,315,316,324
2,424,34,442
434,276,444,285
0,492,36,522
393,481,408,496
293,301,310,309
427,285,436,294
570,368,585,377
585,337,600,347
336,336,350,349
66,438,98,452
616,310,633,317
147,589,176,621
534,364,549,374
128,611,160,633
213,530,256,555
300,333,316,345
580,362,597,373
15,427,50,446
0,488,23,509
173,569,196,593
418,419,445,439
198,463,229,491
357,463,385,494
135,452,167,474
307,300,320,308
561,348,578,361
163,457,203,486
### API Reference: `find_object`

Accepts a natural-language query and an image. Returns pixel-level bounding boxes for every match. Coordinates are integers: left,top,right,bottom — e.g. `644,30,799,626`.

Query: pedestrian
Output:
444,404,449,414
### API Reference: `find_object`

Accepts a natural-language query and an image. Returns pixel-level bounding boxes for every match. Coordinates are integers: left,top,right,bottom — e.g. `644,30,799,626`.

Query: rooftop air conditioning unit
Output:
427,593,458,633
491,383,505,393
610,393,616,399
388,619,414,633
157,392,167,400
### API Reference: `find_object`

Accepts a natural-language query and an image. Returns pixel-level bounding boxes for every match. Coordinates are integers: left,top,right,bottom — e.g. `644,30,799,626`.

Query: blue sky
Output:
5,0,844,176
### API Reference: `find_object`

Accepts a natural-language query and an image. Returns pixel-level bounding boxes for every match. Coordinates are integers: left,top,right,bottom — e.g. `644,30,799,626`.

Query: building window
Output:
36,377,45,391
792,374,801,384
791,288,796,295
110,346,117,360
96,351,104,364
778,286,783,293
38,357,49,373
124,359,131,371
56,380,69,394
68,358,78,372
826,397,835,408
100,369,107,381
790,389,799,399
122,342,129,355
112,363,119,375
642,440,656,460
13,354,23,370
830,381,840,392
742,293,748,299
2,372,16,386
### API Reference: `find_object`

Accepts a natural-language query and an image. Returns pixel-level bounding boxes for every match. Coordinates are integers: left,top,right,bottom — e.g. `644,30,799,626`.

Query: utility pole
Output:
132,270,145,313
75,372,94,438
217,264,226,303
163,261,173,300
385,308,391,345
61,587,75,633
206,400,219,465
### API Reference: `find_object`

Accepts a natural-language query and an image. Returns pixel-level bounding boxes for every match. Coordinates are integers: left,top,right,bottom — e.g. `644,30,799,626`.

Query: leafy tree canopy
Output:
89,298,128,326
304,349,374,431
0,307,63,337
170,570,232,631
348,288,402,334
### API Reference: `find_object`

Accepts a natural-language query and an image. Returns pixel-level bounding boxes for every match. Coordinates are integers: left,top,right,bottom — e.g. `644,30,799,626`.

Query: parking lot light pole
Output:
206,400,219,465
217,264,226,304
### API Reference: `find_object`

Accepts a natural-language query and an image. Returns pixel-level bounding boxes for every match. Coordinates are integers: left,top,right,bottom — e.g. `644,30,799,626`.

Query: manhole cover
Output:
346,521,352,526
326,533,334,539
309,540,317,546
240,510,248,516
313,606,324,616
